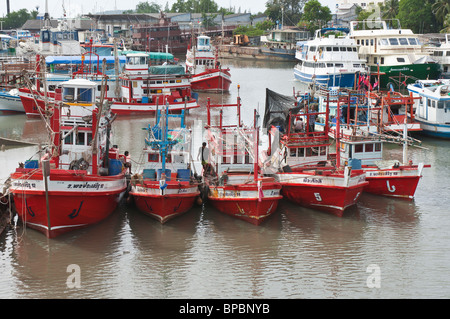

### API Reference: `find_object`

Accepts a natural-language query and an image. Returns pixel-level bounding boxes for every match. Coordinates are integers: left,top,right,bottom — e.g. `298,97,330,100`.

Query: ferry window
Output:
438,101,444,109
374,57,377,64
353,64,361,68
298,148,304,157
327,63,333,67
340,47,346,51
447,51,450,56
375,143,381,152
399,38,408,45
310,46,316,52
397,57,405,62
335,63,344,67
365,143,373,152
64,131,73,145
381,57,385,64
353,47,357,52
408,38,418,45
366,39,369,46
427,99,431,107
355,144,363,153
305,148,313,157
290,148,297,157
389,38,399,45
333,47,339,51
380,39,388,45
76,132,85,145
77,88,93,103
326,47,332,51
347,47,352,51
357,39,360,45
370,39,374,46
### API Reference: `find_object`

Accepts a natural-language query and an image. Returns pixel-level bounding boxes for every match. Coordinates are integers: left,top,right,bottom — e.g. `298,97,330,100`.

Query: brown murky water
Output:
1,59,450,299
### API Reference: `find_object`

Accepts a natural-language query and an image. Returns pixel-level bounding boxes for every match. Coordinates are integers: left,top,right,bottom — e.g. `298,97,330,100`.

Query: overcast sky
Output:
1,0,337,19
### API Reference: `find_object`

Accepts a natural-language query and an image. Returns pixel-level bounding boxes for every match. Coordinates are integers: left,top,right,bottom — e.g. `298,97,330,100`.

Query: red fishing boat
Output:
130,104,200,223
110,52,199,114
9,78,128,238
263,89,368,217
204,93,282,225
186,35,231,93
337,121,430,199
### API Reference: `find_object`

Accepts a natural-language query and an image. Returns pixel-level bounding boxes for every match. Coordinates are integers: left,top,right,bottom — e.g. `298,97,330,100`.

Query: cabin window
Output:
340,47,346,51
355,144,364,153
370,39,374,46
397,57,405,62
353,47,357,52
347,47,352,51
98,85,109,91
298,148,304,157
389,38,399,45
438,101,445,109
326,47,332,51
148,153,159,162
335,63,344,67
48,85,56,92
399,38,408,45
374,57,377,64
87,133,93,145
446,52,450,57
63,87,75,102
375,143,381,152
408,38,418,45
357,39,360,45
77,88,93,103
380,38,388,45
310,46,316,52
381,57,385,64
366,39,369,46
64,131,73,145
333,47,339,51
290,148,297,157
76,132,86,145
365,143,374,152
320,146,326,156
327,63,333,67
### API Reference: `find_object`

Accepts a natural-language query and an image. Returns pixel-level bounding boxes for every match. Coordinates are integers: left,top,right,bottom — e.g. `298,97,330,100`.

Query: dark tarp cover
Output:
263,88,300,131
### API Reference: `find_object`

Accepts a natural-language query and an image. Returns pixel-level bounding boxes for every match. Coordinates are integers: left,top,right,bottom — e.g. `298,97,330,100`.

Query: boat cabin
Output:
197,35,212,52
410,80,450,124
339,138,383,167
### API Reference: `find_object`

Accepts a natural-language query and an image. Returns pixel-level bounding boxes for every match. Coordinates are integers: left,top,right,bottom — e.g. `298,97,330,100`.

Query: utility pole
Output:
6,0,10,15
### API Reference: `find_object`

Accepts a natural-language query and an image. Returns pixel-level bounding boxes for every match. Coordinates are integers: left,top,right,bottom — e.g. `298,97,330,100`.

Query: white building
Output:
336,0,385,9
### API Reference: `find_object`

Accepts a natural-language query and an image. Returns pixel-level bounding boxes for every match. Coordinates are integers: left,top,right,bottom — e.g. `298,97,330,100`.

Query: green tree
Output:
298,0,331,32
265,0,306,26
135,1,161,13
380,0,399,20
432,0,450,24
2,9,37,30
397,0,437,33
170,0,219,13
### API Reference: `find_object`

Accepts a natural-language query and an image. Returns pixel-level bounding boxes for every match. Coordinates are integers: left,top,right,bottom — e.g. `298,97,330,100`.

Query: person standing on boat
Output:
308,103,318,133
197,142,210,168
123,151,132,173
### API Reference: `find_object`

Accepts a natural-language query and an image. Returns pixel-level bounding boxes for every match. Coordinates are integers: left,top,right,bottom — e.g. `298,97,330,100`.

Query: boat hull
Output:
110,99,199,115
131,182,200,223
278,171,368,217
363,165,424,199
0,92,24,114
191,69,231,93
414,118,450,139
207,182,282,225
294,67,358,88
373,63,441,89
9,169,127,238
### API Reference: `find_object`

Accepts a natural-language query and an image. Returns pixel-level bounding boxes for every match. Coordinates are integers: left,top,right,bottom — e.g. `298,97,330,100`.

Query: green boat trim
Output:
370,63,441,89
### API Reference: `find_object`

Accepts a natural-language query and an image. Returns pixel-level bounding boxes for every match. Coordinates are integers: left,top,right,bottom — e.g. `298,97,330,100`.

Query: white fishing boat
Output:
407,79,450,138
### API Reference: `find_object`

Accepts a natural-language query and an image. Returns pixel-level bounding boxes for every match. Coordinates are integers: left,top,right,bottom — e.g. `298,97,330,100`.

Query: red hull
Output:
364,175,421,199
10,170,126,238
207,182,282,225
18,88,56,117
191,69,231,93
208,196,282,225
281,182,367,217
132,182,200,223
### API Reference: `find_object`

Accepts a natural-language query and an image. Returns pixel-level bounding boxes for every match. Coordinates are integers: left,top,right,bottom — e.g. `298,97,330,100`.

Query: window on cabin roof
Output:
399,38,408,45
389,38,399,45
